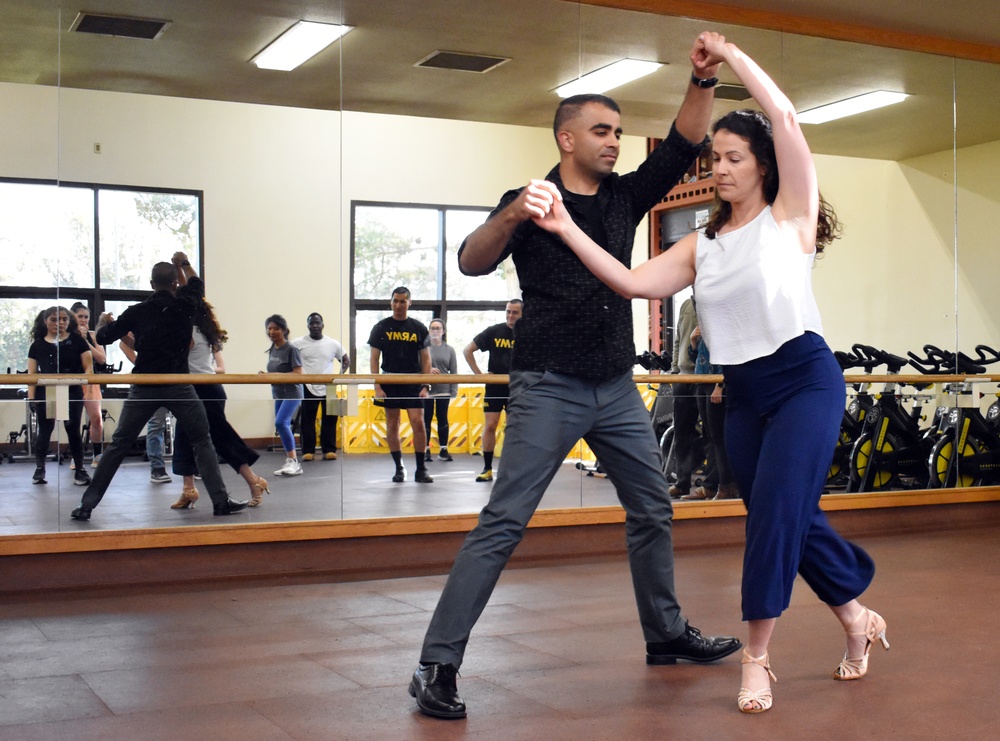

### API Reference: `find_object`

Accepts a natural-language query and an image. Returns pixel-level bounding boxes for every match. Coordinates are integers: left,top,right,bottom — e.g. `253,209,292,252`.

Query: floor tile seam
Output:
470,634,586,673
470,671,584,719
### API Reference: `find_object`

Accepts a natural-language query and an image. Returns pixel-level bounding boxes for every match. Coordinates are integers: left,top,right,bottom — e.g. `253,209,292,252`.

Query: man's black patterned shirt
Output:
459,123,706,380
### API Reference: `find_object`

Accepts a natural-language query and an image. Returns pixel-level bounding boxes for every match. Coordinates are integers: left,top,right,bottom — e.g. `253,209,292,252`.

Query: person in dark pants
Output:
669,295,700,498
543,32,885,715
169,295,270,510
369,286,433,484
292,312,350,462
463,299,522,481
423,318,457,462
70,252,248,521
409,33,741,721
26,306,93,487
681,324,738,500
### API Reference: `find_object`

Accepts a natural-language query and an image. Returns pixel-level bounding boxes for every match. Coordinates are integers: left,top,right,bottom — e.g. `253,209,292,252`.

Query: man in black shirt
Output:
70,252,248,521
410,35,740,720
368,286,433,484
463,298,522,482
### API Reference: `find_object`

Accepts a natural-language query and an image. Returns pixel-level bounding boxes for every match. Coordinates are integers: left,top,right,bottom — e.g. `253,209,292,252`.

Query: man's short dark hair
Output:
307,312,324,323
392,286,411,299
553,94,621,139
507,298,524,307
150,262,176,289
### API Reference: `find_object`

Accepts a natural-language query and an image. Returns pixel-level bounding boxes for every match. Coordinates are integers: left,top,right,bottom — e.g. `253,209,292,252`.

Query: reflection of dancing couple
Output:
410,31,885,720
71,252,254,520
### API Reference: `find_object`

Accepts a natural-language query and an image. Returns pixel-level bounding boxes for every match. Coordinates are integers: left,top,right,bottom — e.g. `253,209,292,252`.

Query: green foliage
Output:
353,213,438,299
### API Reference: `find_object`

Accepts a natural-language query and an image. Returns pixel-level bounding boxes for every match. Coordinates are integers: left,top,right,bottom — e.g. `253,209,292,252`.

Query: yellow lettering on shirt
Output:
386,331,418,342
493,338,514,349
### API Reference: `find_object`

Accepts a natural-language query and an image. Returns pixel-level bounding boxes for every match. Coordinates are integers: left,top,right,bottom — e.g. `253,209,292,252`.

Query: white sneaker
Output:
275,457,302,476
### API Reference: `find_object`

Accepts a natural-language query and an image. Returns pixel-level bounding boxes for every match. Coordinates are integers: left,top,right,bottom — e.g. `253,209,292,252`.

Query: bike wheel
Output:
827,429,853,485
929,432,985,488
850,432,896,490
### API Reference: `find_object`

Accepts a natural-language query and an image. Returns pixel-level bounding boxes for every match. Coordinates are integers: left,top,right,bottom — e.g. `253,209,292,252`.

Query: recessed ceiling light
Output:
251,21,352,72
554,59,664,98
798,90,908,124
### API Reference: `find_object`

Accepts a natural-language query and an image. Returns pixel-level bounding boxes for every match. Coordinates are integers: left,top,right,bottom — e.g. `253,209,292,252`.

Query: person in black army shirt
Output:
463,298,522,482
368,286,433,484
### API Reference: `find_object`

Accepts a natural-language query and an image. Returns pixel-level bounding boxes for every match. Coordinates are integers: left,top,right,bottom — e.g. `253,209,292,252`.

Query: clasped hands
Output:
519,179,571,236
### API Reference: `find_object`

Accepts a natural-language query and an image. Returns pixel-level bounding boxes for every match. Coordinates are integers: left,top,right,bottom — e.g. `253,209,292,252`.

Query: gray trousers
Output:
420,370,686,667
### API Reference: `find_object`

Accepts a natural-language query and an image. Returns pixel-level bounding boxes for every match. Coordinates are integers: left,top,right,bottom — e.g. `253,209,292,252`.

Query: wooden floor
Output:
1,520,998,739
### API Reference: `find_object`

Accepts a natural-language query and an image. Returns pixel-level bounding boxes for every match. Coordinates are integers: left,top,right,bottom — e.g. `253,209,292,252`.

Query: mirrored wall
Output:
1,0,996,536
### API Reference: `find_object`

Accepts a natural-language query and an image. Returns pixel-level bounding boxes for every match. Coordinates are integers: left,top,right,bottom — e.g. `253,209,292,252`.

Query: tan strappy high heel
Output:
738,649,777,714
170,487,199,509
248,475,270,507
833,607,889,680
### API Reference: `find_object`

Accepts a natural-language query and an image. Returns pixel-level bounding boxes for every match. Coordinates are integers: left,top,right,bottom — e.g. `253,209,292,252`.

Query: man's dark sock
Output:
483,451,494,470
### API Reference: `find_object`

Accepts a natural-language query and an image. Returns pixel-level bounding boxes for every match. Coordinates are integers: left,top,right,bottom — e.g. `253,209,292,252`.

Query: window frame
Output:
350,199,513,364
0,177,204,374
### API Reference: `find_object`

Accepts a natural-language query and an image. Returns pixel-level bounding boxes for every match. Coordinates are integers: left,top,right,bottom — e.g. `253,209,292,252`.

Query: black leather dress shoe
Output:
414,469,434,483
392,467,406,483
212,498,249,516
70,506,92,521
646,622,742,665
408,662,466,719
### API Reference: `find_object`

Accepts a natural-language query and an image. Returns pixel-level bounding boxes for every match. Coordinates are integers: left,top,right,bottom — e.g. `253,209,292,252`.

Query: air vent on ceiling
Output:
69,12,171,40
716,83,752,102
415,51,510,73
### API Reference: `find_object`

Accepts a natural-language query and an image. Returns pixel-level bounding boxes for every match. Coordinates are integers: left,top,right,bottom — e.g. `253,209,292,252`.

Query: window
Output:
351,201,518,372
0,179,203,374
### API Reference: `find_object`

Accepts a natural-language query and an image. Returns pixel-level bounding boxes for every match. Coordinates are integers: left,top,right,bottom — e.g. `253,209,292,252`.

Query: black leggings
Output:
172,383,260,476
35,395,85,468
423,397,451,449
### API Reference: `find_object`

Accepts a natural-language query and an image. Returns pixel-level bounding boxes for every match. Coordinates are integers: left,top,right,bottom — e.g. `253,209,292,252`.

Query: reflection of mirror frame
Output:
2,0,1000,582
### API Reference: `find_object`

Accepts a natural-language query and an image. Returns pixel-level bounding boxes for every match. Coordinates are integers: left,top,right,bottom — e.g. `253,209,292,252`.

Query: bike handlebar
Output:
852,344,908,373
907,344,987,375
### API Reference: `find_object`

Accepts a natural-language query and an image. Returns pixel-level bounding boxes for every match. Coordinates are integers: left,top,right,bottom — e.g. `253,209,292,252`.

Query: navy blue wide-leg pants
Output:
724,332,875,621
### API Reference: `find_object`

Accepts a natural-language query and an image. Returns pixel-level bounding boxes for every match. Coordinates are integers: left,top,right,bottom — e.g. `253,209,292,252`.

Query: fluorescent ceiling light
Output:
555,59,663,98
798,90,908,124
252,21,352,71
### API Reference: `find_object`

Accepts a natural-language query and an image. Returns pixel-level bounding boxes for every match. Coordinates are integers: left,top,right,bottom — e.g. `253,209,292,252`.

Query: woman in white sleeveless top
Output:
529,32,886,714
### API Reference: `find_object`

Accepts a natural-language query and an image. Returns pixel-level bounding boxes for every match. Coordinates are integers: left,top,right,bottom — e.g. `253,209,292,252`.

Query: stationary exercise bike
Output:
846,345,941,492
826,346,879,489
918,345,1000,488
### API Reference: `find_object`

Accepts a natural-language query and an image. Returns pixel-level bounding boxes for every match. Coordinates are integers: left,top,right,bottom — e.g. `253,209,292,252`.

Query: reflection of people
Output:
538,33,886,714
264,314,304,477
292,312,350,462
171,296,270,509
669,296,699,498
27,306,93,486
409,36,740,721
368,286,433,484
423,318,457,462
71,302,105,467
463,299,522,481
681,324,738,500
71,253,248,520
119,334,172,484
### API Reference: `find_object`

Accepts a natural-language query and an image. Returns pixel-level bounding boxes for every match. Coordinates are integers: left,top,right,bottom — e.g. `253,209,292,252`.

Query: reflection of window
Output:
0,178,203,375
352,201,519,369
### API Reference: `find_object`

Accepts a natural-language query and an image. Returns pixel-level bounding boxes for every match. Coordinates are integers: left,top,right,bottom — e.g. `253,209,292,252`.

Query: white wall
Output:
1,80,994,435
